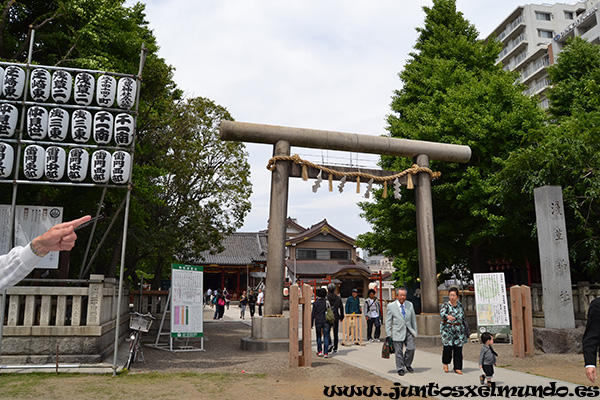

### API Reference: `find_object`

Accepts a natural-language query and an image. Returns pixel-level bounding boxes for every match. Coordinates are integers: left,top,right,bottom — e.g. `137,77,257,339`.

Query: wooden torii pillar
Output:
221,121,471,339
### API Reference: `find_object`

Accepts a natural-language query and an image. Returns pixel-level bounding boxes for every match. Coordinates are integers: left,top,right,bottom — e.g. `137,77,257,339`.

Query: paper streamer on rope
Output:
312,169,322,193
338,175,347,193
364,178,374,199
394,178,401,200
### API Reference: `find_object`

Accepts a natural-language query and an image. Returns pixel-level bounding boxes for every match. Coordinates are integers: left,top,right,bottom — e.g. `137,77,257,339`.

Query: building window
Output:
538,29,554,38
296,248,350,260
564,11,574,20
535,11,552,21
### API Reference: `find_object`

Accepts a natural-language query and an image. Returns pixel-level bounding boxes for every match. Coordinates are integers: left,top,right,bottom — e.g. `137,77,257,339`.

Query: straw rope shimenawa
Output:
266,154,442,198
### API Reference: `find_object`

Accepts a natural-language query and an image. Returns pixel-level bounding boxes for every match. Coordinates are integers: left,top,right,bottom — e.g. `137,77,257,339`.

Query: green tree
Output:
124,97,252,289
548,36,600,119
357,0,546,283
497,37,600,280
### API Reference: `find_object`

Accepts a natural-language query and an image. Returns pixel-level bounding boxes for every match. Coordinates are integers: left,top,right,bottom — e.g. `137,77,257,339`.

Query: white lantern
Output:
0,141,14,178
91,150,111,183
23,145,45,180
71,109,92,143
93,111,113,144
47,108,69,141
117,77,137,110
3,65,25,99
45,146,66,181
96,75,116,108
0,67,4,96
67,148,89,182
114,113,134,146
30,68,51,102
111,150,131,184
0,104,19,138
74,72,95,106
27,106,48,140
51,70,72,103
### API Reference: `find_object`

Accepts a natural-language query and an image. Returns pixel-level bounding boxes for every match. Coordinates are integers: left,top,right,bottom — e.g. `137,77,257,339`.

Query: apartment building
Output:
486,0,600,108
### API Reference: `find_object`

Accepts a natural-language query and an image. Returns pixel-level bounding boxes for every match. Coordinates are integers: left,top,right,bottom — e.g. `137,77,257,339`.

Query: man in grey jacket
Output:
385,287,418,376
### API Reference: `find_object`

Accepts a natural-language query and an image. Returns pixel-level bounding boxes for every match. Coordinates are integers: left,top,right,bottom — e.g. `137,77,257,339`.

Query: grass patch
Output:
0,371,267,399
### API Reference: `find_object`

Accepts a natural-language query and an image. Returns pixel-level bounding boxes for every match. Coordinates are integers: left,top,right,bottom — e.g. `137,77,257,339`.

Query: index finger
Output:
65,215,92,229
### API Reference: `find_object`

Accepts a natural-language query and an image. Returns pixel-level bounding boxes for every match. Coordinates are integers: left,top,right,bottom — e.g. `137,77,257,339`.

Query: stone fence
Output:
0,274,129,364
439,281,600,327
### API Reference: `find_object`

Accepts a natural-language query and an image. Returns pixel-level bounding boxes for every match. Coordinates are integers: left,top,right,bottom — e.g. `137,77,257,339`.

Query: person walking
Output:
365,289,381,342
440,286,468,374
212,290,220,319
583,297,600,383
239,290,248,319
223,288,231,310
478,332,498,386
217,290,226,319
206,288,213,308
345,288,362,343
248,289,257,318
385,287,418,376
326,283,344,354
257,288,264,316
311,287,331,358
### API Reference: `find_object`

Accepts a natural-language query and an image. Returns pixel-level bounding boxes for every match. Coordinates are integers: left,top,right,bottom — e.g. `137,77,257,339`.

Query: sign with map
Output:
170,263,204,338
473,272,510,335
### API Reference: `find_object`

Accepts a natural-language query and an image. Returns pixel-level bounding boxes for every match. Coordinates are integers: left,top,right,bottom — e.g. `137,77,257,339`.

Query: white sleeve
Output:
0,244,41,290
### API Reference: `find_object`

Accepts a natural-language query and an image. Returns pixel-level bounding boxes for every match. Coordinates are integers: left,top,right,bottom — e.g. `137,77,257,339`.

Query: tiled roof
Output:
288,219,355,245
193,232,268,266
286,260,371,276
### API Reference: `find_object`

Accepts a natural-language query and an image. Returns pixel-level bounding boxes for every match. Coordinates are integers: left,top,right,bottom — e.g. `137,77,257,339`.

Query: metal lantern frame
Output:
0,31,147,375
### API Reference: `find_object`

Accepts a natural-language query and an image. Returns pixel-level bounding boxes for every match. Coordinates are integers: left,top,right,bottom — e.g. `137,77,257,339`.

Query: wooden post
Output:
289,284,299,367
342,315,363,346
289,284,312,367
302,284,312,366
521,285,534,357
511,285,525,357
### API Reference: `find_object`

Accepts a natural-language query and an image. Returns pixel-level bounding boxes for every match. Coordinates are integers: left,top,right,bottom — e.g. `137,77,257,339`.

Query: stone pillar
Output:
534,186,575,329
87,274,105,326
414,154,438,314
264,141,290,316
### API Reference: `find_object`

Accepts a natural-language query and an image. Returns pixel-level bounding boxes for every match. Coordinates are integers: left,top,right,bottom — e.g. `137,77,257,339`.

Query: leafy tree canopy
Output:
547,36,600,119
357,0,546,283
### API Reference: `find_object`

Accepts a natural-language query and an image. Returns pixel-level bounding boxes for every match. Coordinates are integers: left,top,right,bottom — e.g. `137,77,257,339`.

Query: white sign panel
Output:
0,205,63,270
473,272,511,335
171,263,204,338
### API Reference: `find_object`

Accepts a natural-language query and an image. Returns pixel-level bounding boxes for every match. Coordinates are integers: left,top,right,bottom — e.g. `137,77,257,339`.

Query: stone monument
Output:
533,185,575,329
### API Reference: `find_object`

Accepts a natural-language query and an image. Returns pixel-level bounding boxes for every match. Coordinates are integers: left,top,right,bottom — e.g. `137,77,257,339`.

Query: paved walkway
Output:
329,340,584,399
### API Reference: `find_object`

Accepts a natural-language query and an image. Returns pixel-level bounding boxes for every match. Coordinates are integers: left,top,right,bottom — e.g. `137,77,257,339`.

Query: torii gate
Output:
220,121,471,341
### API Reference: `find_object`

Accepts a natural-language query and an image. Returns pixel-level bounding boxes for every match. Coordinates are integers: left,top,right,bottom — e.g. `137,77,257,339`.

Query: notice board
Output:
170,263,203,338
473,272,511,335
0,205,63,269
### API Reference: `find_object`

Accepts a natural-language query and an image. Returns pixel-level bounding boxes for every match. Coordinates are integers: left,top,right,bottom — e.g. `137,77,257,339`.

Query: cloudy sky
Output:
135,0,567,244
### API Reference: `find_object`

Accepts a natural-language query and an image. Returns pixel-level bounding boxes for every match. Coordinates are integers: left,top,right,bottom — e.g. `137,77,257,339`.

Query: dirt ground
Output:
0,321,592,399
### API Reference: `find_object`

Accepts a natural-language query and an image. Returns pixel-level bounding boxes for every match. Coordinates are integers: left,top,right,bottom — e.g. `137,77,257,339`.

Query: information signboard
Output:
0,204,63,269
170,263,203,338
473,272,511,335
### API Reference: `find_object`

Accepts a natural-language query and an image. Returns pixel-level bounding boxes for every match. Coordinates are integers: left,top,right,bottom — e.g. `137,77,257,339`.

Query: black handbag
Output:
381,336,395,359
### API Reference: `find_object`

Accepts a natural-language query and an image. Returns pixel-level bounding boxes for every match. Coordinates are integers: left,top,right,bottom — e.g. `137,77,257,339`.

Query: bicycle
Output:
124,311,156,370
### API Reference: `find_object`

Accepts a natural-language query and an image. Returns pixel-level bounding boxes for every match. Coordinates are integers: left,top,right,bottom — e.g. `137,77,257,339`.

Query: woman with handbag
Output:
440,287,468,374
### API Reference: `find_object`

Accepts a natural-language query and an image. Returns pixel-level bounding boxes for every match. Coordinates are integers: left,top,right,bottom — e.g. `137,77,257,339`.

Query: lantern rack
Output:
0,29,146,377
